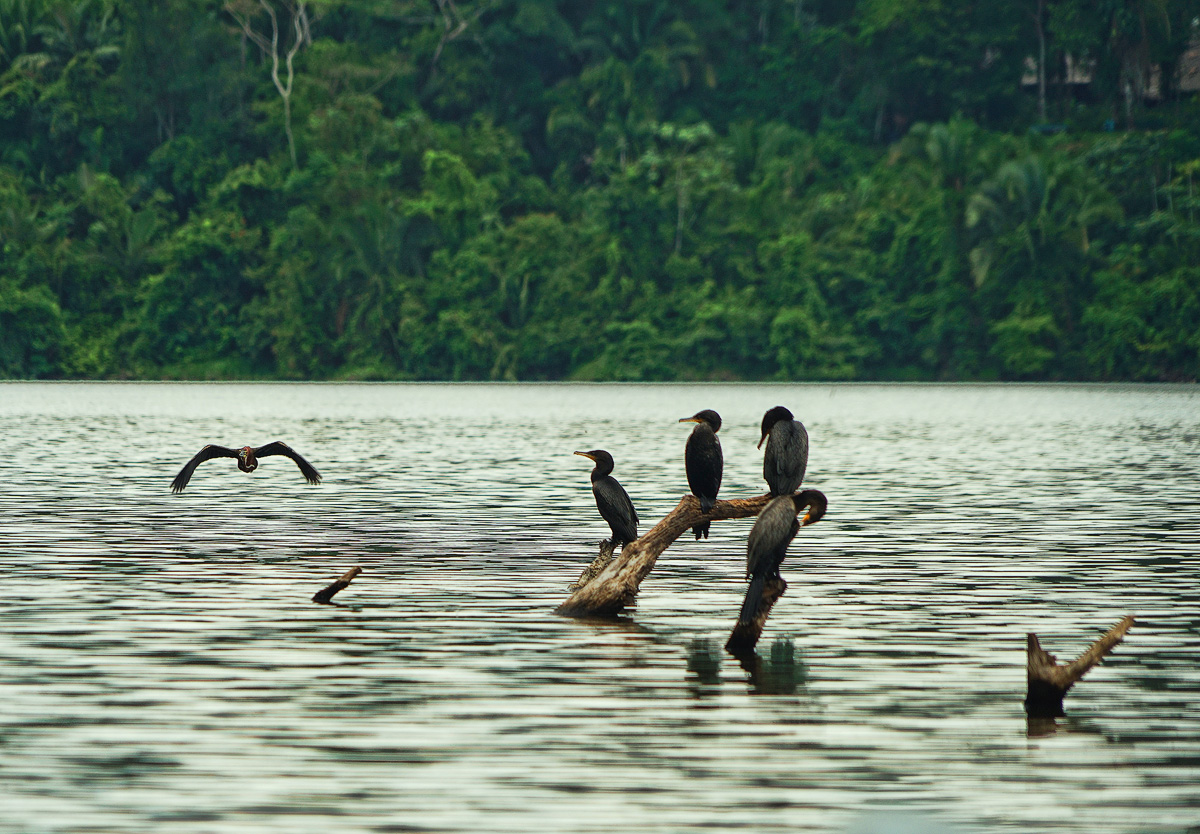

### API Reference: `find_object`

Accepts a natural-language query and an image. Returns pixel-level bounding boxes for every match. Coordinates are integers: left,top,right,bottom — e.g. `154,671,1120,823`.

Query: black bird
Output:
759,405,809,496
738,490,827,625
170,442,322,493
574,450,639,549
679,409,723,540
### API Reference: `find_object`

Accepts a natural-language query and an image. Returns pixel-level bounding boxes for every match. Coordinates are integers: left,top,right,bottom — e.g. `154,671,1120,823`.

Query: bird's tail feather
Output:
738,572,768,625
692,521,710,540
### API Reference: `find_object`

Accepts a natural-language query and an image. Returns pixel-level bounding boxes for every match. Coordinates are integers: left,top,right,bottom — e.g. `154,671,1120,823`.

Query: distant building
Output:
1022,38,1200,102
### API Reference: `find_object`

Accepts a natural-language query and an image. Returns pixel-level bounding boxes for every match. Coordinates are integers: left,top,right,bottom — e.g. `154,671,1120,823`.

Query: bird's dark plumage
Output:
170,442,322,493
759,405,809,497
575,450,639,549
679,409,722,539
738,489,827,625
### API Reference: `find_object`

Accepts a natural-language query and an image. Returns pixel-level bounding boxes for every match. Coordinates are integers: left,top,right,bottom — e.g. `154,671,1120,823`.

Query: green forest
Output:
2,0,1200,381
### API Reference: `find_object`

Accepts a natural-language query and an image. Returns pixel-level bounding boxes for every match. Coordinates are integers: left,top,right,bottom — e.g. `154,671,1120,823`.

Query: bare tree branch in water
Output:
1025,615,1135,718
558,492,824,650
313,566,362,604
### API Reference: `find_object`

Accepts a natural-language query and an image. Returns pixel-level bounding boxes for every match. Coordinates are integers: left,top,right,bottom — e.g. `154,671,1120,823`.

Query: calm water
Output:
1,382,1198,834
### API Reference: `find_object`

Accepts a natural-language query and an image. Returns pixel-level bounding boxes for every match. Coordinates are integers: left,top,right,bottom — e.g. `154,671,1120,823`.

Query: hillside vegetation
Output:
3,0,1199,381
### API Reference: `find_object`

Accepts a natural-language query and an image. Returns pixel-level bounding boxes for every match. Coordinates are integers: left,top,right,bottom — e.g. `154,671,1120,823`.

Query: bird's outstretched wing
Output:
170,445,239,493
253,441,322,485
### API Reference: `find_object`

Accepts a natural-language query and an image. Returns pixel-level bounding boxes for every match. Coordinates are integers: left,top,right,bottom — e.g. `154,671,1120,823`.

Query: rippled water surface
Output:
1,382,1198,834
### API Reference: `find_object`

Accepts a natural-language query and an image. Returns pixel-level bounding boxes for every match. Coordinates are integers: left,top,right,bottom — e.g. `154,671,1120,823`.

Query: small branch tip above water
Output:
1025,615,1134,717
313,566,362,604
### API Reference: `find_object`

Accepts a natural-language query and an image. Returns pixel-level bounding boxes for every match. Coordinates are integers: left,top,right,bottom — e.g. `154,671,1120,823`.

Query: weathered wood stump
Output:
312,566,362,604
557,493,776,618
1024,615,1134,717
725,576,788,656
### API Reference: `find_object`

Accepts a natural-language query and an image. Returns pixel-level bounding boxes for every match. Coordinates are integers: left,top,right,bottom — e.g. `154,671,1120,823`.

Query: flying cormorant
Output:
679,409,723,540
574,450,639,550
758,405,809,496
170,442,322,493
738,490,827,625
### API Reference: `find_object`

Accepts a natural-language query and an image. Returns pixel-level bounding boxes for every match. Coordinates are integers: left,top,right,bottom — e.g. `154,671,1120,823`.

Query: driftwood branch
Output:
313,566,362,604
569,539,617,591
1024,615,1135,717
556,493,775,619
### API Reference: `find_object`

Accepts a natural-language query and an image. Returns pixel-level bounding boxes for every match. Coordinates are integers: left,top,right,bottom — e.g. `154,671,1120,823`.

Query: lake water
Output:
1,382,1198,834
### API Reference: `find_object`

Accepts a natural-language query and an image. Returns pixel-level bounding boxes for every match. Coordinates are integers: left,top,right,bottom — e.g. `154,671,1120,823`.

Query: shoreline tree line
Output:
2,0,1199,381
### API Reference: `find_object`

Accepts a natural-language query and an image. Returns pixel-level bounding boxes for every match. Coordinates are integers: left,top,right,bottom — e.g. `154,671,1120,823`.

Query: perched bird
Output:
679,409,723,540
738,490,827,625
574,450,639,550
758,405,809,496
170,442,322,493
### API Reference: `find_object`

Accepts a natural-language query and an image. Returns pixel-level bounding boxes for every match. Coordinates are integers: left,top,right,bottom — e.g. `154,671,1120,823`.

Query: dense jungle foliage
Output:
2,0,1200,381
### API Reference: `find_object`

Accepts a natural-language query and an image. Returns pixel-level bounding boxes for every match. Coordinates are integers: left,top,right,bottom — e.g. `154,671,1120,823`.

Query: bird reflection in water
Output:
737,639,809,696
685,639,723,696
685,638,809,697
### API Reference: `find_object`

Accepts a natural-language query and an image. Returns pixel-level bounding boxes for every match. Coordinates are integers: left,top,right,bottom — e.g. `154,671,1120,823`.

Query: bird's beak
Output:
574,451,595,460
757,433,768,449
678,417,700,424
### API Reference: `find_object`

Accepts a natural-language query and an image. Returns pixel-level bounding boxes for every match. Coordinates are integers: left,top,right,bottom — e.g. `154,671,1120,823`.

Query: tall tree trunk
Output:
226,0,312,169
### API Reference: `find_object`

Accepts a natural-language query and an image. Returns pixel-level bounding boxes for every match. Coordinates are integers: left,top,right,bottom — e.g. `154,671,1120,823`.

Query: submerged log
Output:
1024,615,1134,717
312,566,362,604
556,493,775,619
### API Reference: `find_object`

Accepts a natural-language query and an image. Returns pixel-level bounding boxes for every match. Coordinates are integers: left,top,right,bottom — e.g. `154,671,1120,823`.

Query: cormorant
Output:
758,405,809,496
574,450,639,549
170,442,322,493
679,409,723,540
738,489,827,625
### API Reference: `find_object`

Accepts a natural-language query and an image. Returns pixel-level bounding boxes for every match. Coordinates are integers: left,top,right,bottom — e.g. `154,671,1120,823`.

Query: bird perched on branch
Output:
758,405,809,497
738,490,827,625
170,442,322,493
574,450,639,550
679,409,723,539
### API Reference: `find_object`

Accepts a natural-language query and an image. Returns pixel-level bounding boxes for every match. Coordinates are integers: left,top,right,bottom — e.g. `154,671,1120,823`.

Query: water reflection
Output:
1,382,1199,834
685,638,723,694
1025,714,1112,739
735,639,810,696
846,811,966,834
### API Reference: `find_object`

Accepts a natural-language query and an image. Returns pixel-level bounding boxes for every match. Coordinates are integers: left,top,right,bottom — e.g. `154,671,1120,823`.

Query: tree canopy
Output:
3,0,1200,381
